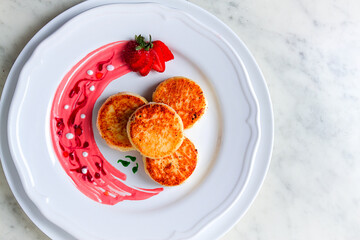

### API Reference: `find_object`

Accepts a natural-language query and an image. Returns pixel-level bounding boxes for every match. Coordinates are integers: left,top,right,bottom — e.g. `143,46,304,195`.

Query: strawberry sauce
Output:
50,41,163,205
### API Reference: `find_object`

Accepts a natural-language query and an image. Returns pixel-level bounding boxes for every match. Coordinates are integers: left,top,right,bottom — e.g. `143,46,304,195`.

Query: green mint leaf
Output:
132,163,139,174
125,155,137,162
117,159,130,167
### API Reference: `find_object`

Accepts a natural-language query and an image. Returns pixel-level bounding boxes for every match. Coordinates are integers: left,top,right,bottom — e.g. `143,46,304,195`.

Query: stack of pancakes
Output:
97,77,207,186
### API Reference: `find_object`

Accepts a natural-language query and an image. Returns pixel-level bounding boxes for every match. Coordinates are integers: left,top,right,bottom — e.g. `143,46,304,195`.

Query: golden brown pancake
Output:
152,76,207,129
127,102,184,158
143,137,198,186
97,92,147,151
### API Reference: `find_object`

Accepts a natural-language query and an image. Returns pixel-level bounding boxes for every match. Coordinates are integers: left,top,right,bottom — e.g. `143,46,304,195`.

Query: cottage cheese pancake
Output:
143,137,198,186
97,92,147,151
152,76,207,129
127,102,184,158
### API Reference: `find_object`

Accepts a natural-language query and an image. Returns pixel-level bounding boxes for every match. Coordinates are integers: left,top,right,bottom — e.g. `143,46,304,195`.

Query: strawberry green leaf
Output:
134,34,153,51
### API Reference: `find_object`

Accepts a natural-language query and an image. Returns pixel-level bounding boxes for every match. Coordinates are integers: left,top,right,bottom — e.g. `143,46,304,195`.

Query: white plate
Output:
2,2,272,238
8,3,259,240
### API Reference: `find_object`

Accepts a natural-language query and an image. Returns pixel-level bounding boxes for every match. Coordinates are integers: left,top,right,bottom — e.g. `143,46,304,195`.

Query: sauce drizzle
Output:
50,41,163,205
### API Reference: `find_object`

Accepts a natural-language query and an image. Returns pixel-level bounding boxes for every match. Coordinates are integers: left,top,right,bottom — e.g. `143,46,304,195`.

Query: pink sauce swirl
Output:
50,41,163,205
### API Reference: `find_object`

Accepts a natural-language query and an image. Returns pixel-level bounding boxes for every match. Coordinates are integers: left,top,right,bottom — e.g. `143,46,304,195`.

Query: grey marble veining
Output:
1,0,360,239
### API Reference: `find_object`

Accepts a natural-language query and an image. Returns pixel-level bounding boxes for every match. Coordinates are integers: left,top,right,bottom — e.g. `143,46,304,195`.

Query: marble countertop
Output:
1,0,359,239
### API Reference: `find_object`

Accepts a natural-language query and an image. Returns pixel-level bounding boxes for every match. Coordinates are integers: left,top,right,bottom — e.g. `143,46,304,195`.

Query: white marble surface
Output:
1,0,360,239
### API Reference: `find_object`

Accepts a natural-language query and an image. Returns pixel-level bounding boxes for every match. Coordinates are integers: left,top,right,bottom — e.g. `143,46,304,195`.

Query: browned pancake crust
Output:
127,103,184,158
97,92,147,151
152,76,207,129
144,138,198,186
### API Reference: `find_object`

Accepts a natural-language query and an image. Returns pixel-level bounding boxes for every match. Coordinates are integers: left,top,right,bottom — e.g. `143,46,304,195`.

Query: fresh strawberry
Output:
153,40,174,62
139,53,154,76
123,41,139,64
123,35,174,76
151,45,165,72
130,50,149,71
